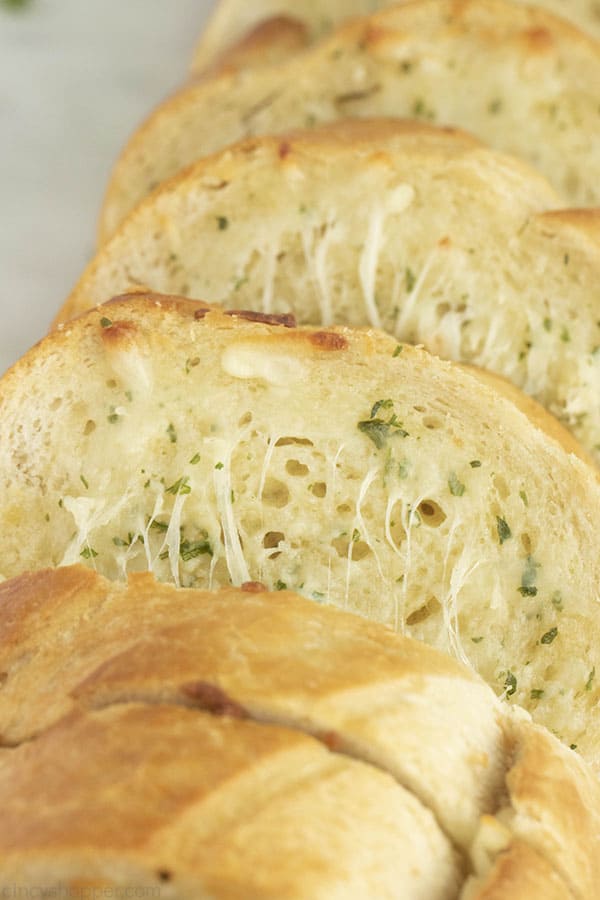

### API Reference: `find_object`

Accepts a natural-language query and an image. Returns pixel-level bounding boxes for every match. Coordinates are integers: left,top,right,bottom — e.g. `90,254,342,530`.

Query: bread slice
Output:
100,0,600,239
191,0,600,73
2,292,600,761
0,568,598,897
62,120,600,463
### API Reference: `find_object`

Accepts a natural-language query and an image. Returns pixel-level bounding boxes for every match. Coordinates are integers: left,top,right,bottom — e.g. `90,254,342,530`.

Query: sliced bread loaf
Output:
0,568,598,896
100,0,600,238
60,120,600,462
2,293,600,759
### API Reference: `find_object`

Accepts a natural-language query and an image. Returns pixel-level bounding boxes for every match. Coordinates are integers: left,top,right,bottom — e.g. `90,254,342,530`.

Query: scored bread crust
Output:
2,292,600,762
60,119,600,462
0,568,599,897
99,0,600,239
190,0,600,73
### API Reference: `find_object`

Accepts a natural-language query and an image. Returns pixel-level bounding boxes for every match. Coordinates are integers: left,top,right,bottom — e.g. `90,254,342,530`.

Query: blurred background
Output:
0,0,213,374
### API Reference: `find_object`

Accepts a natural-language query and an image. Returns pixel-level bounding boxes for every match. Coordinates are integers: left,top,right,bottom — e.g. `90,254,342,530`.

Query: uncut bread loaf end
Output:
99,0,600,239
190,0,600,74
58,120,600,463
0,568,599,898
2,293,600,765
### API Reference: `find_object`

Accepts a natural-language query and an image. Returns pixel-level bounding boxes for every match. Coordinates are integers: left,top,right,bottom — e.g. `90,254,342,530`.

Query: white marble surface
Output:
0,0,214,375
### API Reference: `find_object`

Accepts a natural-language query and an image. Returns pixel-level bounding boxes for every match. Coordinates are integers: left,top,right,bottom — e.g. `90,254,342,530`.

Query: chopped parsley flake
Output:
217,216,229,230
543,318,552,332
488,98,503,114
80,547,98,559
405,267,416,292
496,516,512,545
541,627,558,645
358,399,409,449
180,538,212,561
166,423,177,443
469,460,481,468
275,580,288,591
448,472,465,497
393,344,403,357
80,475,89,490
99,316,112,328
165,476,191,495
560,326,571,343
519,490,529,507
518,555,539,596
471,636,484,644
504,671,517,697
352,528,361,543
586,667,596,691
185,356,200,374
530,688,544,700
215,462,224,470
189,453,201,465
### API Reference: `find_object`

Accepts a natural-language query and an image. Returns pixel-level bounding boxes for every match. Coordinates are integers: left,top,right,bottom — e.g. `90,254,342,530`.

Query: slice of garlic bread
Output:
2,293,600,760
62,121,600,462
100,0,600,238
191,0,600,74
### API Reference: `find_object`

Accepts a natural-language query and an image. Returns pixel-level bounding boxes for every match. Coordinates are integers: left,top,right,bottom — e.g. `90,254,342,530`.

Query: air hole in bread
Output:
286,459,309,477
418,500,447,528
336,501,351,513
423,415,443,430
83,419,96,436
311,482,327,498
262,477,290,508
406,595,441,626
276,436,314,447
49,397,62,411
263,531,284,550
331,535,372,562
238,411,252,427
436,302,451,319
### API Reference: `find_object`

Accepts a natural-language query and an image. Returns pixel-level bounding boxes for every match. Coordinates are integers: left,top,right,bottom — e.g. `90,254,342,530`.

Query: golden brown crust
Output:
199,15,311,80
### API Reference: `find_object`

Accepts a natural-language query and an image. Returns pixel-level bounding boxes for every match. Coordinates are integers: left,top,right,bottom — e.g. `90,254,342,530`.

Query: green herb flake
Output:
564,253,570,266
166,423,177,444
586,667,596,691
518,555,539,597
540,627,558,645
215,462,224,470
530,688,544,700
519,490,529,507
543,318,552,332
352,528,361,543
99,316,113,329
570,744,578,750
448,472,465,497
149,519,169,532
107,406,120,424
1,0,34,9
189,453,201,465
180,538,213,561
560,326,571,343
165,476,191,496
358,399,409,449
216,216,229,231
185,356,200,374
496,516,512,545
112,536,129,547
234,276,248,291
504,671,517,697
393,344,403,357
275,580,288,591
80,475,89,490
488,98,503,114
471,636,484,644
80,547,98,560
469,460,482,468
405,267,416,292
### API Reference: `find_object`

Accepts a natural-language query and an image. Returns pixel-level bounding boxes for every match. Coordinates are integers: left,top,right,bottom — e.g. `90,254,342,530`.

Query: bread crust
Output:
100,0,600,238
191,0,600,74
0,568,599,896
